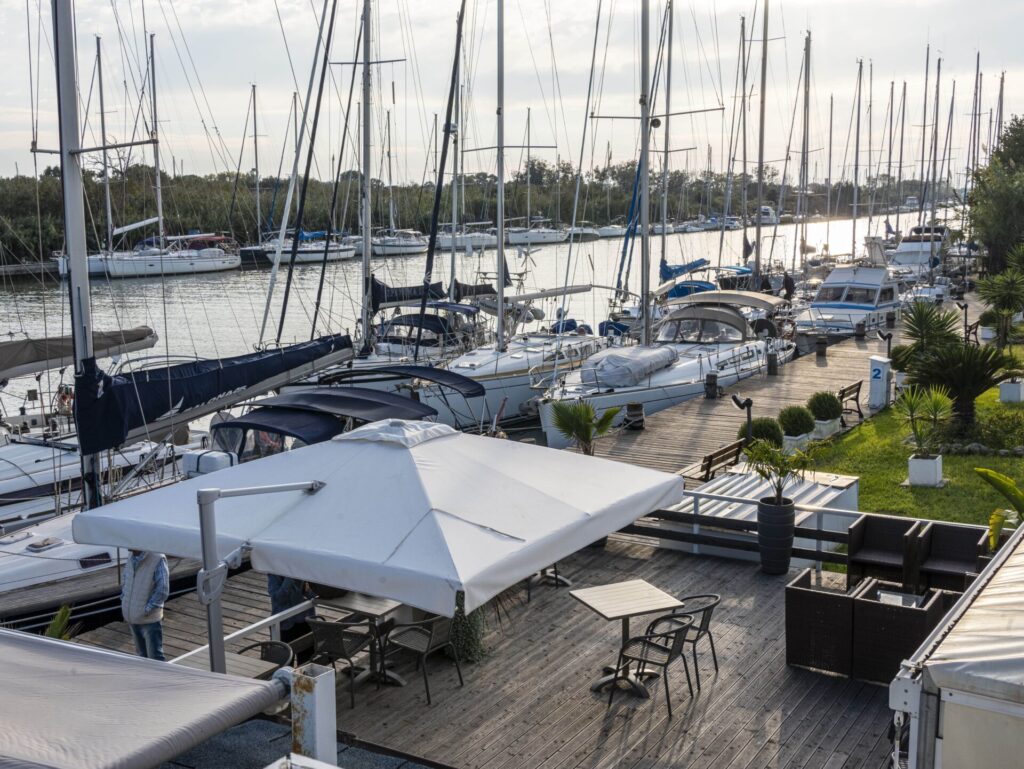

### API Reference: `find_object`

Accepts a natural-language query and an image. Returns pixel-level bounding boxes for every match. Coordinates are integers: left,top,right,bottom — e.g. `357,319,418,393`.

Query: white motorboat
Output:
371,229,429,257
506,222,568,246
539,292,797,448
52,252,106,278
794,265,904,334
598,223,628,238
887,225,948,283
437,225,498,251
566,225,602,242
753,205,779,226
259,235,356,263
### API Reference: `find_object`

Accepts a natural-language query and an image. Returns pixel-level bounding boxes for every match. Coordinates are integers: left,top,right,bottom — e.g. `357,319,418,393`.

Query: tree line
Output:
0,158,943,263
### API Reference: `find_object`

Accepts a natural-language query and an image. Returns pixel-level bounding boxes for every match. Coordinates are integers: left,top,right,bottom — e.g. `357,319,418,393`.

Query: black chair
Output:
238,640,295,672
607,614,695,718
669,594,721,690
847,515,921,591
382,615,463,705
913,522,988,591
308,617,374,708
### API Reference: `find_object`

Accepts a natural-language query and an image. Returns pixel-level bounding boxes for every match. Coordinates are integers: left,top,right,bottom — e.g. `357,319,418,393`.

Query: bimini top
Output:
211,407,349,445
665,289,789,313
320,365,486,399
820,266,891,287
658,304,754,342
257,388,438,421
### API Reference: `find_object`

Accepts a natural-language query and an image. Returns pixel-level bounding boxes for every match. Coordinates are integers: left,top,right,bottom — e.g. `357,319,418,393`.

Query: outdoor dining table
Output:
570,578,684,698
315,592,406,686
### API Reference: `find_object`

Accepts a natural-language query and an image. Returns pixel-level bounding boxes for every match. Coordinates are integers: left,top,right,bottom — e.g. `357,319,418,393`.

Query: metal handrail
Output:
172,598,316,663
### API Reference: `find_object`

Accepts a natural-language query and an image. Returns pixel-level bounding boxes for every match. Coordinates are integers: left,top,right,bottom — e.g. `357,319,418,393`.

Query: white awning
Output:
0,629,285,769
73,420,684,616
924,530,1024,703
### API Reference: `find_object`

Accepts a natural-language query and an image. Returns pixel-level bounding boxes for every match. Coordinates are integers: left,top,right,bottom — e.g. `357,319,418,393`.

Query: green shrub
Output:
778,406,816,437
890,344,914,372
738,417,783,447
976,407,1024,449
807,391,843,421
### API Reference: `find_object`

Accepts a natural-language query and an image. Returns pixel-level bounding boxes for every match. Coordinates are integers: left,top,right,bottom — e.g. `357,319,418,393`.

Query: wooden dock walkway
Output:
76,541,894,769
591,296,983,474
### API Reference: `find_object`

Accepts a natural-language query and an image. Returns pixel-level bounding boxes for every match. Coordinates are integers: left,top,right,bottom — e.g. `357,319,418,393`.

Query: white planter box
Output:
812,418,841,440
908,454,943,487
1000,381,1024,403
980,326,997,342
783,433,811,454
893,371,908,398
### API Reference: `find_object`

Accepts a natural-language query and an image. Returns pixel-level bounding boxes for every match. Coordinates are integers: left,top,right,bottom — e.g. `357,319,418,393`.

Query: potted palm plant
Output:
894,386,952,487
548,401,620,456
778,405,816,453
744,439,813,575
807,392,843,439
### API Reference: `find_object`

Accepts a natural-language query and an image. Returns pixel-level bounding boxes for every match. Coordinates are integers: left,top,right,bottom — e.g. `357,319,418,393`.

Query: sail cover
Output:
369,276,445,312
74,334,352,454
0,326,157,381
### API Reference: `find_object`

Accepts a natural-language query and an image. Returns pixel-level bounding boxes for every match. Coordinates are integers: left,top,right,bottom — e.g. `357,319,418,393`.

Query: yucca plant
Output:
894,386,952,457
901,301,961,354
977,270,1024,349
909,344,1020,428
743,439,813,505
44,605,80,640
549,401,620,456
974,468,1023,551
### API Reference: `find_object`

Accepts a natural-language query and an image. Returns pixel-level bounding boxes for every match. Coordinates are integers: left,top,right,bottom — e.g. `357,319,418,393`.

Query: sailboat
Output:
538,0,797,448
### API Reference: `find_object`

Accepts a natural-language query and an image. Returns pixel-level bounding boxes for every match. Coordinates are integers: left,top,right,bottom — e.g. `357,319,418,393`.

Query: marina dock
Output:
76,539,893,769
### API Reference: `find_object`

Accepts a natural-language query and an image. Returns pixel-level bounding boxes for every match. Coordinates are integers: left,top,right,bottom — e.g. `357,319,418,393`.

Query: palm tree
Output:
977,270,1024,349
893,302,961,369
909,344,1020,429
549,401,621,455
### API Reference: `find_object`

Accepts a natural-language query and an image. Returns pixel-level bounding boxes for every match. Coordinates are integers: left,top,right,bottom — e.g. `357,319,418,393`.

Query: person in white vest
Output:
121,550,169,661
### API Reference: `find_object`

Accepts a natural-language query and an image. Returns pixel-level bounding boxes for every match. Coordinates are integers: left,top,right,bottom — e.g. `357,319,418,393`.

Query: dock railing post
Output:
197,489,227,674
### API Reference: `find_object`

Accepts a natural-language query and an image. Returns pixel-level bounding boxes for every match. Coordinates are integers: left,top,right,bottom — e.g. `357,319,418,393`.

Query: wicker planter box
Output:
851,579,946,684
785,569,864,676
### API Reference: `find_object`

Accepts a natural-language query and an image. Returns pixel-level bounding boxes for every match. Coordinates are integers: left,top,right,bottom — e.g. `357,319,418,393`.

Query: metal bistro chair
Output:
382,615,464,705
659,593,721,690
607,614,695,718
307,617,374,708
237,640,295,673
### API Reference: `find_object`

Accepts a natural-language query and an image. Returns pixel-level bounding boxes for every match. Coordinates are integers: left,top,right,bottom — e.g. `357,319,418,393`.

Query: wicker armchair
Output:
785,569,864,676
847,515,921,591
913,522,988,591
851,580,946,684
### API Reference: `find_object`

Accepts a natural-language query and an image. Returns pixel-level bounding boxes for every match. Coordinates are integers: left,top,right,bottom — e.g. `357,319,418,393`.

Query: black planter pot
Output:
757,497,795,575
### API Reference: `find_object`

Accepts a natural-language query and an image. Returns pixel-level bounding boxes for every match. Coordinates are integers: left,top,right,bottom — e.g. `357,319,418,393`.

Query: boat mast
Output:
826,93,833,251
929,58,941,270
866,60,873,237
360,0,373,343
53,0,100,508
526,107,531,228
963,55,979,239
884,80,894,221
640,0,652,344
994,71,1005,153
150,34,165,254
450,52,460,296
753,0,769,283
852,60,862,259
496,0,506,351
660,0,672,264
740,15,748,233
918,44,930,226
895,82,907,233
386,110,396,231
96,37,113,254
253,83,260,238
798,31,810,268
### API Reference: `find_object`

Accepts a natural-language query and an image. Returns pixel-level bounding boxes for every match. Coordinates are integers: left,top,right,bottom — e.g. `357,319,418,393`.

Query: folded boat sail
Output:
0,326,158,381
369,276,445,312
74,333,353,453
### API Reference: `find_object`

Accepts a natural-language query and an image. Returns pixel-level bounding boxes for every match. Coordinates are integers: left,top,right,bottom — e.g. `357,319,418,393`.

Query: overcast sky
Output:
1,0,1020,187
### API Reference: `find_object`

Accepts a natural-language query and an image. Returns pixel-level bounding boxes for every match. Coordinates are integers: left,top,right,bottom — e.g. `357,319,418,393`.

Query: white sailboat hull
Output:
104,250,241,278
260,244,355,263
506,228,568,245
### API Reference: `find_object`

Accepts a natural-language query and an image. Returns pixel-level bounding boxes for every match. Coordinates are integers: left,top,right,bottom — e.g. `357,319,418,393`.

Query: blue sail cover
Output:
659,257,713,299
370,276,445,313
74,334,352,454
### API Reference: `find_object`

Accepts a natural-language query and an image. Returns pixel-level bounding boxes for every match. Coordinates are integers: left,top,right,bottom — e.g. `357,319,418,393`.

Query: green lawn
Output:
813,389,1024,525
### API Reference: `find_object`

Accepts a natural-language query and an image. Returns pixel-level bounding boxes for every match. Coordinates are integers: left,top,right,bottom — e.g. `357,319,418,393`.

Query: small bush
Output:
890,344,914,372
738,417,783,447
778,405,816,437
976,407,1024,449
807,391,843,421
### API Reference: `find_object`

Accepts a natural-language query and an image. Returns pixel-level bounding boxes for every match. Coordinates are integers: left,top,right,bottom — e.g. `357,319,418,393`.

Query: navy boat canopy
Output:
320,364,485,399
258,388,438,421
211,407,347,445
370,276,445,313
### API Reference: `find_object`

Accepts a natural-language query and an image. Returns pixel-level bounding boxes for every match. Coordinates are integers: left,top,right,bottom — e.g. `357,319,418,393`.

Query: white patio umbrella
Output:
73,420,683,616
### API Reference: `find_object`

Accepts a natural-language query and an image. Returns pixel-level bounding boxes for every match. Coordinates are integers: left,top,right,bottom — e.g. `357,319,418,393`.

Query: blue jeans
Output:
130,621,165,661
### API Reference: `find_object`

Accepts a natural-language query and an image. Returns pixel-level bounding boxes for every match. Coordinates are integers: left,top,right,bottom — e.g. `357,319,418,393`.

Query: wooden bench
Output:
965,320,980,346
680,439,745,485
838,381,863,426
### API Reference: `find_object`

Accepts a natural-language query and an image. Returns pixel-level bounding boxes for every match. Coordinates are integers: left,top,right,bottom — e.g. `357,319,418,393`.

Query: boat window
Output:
26,537,63,552
212,426,244,453
656,319,701,343
79,552,113,570
701,320,744,343
878,287,895,303
843,287,877,304
239,431,305,462
816,286,846,302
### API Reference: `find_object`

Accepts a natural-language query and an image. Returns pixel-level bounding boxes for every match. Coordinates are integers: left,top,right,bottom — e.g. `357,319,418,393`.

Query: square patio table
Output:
315,592,405,686
571,579,684,698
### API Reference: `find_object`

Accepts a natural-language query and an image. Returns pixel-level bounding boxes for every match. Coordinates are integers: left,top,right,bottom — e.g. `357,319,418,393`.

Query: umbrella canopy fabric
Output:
74,420,683,615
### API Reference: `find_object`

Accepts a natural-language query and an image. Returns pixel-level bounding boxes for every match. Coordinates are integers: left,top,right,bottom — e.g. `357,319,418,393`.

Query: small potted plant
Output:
807,391,843,439
977,308,1001,343
999,370,1024,403
744,439,813,575
736,416,784,447
894,385,952,488
778,405,816,454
